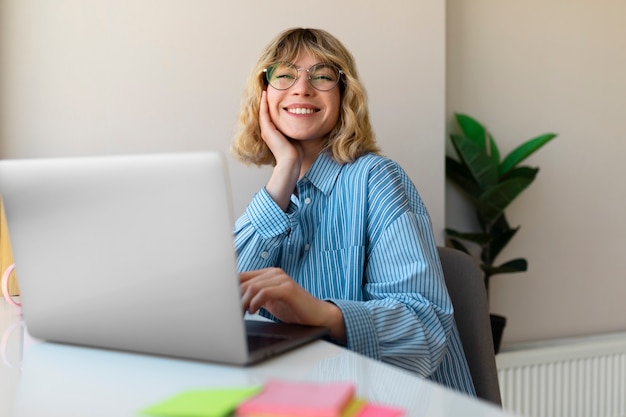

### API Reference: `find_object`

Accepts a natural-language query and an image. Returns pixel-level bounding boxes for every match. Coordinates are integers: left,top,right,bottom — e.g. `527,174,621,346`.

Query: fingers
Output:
243,283,283,315
239,268,318,324
259,90,282,147
240,269,267,283
258,90,273,133
240,268,290,314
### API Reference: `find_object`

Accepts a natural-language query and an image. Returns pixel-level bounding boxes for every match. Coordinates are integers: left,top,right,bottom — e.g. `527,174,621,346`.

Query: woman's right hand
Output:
259,90,303,166
240,267,346,344
259,90,302,211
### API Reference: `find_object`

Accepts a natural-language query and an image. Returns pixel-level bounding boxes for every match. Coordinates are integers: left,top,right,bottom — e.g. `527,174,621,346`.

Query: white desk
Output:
1,300,511,417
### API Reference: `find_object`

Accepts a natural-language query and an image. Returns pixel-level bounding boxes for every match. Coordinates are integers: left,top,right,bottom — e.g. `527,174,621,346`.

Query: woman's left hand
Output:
240,268,346,343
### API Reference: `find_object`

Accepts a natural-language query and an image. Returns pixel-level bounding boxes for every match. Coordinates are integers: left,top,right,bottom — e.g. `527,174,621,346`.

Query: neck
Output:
299,141,325,178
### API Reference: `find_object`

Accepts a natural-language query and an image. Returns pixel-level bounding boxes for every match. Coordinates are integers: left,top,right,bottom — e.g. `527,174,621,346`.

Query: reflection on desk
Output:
1,300,510,417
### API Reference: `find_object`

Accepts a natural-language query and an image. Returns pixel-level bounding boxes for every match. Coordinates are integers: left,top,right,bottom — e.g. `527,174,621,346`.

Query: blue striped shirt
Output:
234,152,475,396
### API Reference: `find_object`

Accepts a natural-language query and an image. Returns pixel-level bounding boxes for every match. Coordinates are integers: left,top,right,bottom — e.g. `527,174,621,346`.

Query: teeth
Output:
287,108,316,114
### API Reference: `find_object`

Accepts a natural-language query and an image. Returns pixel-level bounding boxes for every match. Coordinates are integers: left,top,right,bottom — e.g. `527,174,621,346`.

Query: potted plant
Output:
445,113,557,353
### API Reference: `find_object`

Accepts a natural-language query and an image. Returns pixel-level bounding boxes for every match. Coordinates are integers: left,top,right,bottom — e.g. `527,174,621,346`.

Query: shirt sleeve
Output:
330,161,454,378
234,187,298,271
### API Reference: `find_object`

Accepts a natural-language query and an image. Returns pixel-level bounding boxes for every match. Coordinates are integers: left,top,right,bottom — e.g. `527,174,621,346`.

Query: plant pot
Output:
490,314,506,354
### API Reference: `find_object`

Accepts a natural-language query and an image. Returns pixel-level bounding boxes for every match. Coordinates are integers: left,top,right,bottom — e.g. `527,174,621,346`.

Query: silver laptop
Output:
0,151,327,365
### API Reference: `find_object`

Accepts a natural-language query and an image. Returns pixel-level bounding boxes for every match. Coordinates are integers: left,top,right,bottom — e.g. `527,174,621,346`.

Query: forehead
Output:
290,52,325,67
275,46,328,65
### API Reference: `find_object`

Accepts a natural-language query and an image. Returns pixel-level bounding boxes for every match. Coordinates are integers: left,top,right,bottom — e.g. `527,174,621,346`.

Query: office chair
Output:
437,246,502,406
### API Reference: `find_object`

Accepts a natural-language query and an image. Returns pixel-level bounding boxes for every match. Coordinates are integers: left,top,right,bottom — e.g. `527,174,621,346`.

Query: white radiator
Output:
496,332,626,417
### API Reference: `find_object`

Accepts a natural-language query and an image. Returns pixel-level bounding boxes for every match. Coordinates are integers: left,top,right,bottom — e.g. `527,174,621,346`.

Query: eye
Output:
275,72,295,80
268,63,296,80
312,74,334,81
311,64,338,82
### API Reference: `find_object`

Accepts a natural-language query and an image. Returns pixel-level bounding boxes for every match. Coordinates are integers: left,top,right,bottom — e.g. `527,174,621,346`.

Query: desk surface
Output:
1,300,510,417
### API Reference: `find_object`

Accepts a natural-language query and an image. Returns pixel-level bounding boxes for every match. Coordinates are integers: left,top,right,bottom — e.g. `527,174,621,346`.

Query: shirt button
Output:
260,251,269,259
304,243,310,251
304,197,312,204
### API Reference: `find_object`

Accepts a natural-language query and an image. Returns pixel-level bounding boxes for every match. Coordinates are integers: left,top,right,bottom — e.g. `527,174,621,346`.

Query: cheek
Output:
328,96,341,125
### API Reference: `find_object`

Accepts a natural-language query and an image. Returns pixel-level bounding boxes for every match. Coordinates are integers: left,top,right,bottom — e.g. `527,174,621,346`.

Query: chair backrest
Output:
437,246,502,406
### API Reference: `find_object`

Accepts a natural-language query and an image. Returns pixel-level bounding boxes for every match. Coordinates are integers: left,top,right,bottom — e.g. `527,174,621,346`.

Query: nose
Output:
291,70,314,95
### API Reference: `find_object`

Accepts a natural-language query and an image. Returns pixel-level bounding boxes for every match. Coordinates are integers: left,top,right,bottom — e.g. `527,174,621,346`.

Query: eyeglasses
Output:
263,62,343,91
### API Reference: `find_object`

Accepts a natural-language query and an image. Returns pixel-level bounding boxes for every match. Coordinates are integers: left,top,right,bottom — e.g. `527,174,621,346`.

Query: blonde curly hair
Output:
231,28,380,166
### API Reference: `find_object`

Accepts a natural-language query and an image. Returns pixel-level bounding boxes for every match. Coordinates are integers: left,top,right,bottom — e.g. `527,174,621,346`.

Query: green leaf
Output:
485,226,520,265
488,213,512,236
446,238,470,255
455,113,500,166
499,133,557,174
445,157,482,199
477,176,534,224
500,166,539,182
483,258,528,276
445,228,491,245
450,134,499,189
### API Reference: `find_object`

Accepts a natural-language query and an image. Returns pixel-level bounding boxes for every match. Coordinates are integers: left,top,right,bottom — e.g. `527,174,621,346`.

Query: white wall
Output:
447,0,626,345
0,0,446,239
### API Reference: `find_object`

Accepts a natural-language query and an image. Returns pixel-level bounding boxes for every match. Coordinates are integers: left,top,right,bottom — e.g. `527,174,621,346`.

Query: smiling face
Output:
265,52,341,149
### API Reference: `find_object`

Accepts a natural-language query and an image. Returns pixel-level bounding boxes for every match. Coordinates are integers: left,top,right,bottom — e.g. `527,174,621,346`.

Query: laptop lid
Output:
0,152,326,365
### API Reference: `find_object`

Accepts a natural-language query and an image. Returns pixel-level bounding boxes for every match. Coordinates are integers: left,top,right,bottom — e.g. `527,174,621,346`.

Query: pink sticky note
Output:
236,380,355,417
355,403,405,417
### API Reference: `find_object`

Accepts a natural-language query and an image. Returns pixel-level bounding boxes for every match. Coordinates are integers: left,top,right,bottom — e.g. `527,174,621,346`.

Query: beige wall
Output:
6,0,620,349
1,6,443,415
447,0,626,345
0,0,446,238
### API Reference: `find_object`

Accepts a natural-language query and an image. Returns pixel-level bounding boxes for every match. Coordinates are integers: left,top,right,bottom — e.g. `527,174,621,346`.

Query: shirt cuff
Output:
246,187,295,239
330,299,381,360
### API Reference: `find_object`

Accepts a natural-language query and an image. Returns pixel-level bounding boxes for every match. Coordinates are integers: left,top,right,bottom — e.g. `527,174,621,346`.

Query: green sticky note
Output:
141,386,262,417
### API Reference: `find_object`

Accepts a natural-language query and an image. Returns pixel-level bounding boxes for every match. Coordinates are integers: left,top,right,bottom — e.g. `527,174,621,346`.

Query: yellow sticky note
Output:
342,398,367,417
141,386,261,417
1,195,19,296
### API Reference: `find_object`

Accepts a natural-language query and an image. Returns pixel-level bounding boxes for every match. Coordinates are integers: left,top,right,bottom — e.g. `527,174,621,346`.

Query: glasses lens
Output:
309,63,341,91
266,63,297,90
265,62,341,91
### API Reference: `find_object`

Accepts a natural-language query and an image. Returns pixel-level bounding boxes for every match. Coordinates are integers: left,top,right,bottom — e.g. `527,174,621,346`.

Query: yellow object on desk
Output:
1,195,19,297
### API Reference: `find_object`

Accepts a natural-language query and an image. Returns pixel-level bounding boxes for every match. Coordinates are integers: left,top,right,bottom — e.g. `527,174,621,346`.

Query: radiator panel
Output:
496,332,626,417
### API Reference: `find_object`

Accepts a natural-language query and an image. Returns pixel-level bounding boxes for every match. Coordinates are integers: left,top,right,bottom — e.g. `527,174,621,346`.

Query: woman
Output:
231,27,475,396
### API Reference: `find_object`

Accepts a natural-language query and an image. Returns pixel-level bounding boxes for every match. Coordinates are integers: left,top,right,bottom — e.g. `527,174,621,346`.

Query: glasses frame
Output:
263,62,344,92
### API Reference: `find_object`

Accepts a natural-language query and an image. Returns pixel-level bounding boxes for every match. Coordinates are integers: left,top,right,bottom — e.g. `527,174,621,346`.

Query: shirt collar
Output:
301,151,343,196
